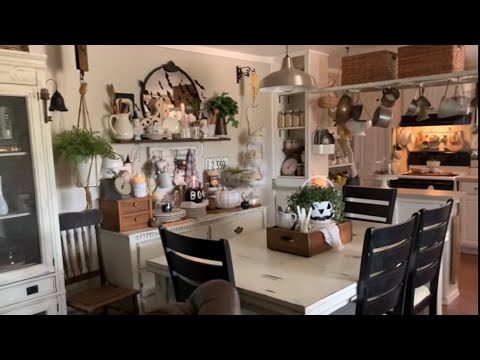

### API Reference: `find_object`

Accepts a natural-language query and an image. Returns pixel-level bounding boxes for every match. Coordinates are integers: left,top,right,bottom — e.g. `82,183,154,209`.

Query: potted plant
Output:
287,184,345,225
53,126,117,207
205,92,239,136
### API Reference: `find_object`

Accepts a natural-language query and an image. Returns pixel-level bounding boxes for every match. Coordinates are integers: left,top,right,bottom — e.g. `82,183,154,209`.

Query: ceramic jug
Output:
109,113,134,140
277,211,297,229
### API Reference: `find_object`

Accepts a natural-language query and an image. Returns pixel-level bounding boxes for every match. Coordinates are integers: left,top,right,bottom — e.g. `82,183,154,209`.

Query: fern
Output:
53,126,116,170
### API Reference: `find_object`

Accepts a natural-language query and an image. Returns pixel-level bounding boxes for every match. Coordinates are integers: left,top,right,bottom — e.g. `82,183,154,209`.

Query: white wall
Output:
29,45,274,222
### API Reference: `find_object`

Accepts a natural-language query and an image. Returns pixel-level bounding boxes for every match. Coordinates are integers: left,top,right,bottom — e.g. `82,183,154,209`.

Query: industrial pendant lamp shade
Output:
49,90,68,112
259,47,317,93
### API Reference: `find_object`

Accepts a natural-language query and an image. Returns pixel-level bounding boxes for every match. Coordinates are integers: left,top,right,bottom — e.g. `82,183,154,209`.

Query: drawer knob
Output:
234,226,243,234
134,217,139,222
133,202,139,207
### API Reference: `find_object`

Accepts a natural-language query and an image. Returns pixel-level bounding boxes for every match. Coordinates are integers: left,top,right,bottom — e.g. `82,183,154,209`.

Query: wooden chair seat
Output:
67,285,139,314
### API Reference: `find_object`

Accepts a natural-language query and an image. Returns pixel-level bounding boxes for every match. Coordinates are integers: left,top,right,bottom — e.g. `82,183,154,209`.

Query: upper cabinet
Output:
0,49,65,314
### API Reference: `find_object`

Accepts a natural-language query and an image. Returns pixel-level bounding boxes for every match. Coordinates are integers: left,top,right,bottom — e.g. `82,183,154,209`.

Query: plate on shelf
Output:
142,133,169,140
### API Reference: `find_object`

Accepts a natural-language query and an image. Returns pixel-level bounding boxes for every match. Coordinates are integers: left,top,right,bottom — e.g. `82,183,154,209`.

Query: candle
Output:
131,175,146,183
180,103,185,116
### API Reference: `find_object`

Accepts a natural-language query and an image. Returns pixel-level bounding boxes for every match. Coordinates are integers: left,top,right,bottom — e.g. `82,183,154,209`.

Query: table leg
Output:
154,274,170,305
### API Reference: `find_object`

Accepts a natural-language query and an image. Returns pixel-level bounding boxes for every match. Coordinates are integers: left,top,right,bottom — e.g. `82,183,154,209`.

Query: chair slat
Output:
60,231,73,279
367,262,408,299
419,222,448,248
162,232,228,261
414,262,440,288
344,202,391,219
365,285,403,315
370,240,410,274
416,242,444,269
167,250,231,284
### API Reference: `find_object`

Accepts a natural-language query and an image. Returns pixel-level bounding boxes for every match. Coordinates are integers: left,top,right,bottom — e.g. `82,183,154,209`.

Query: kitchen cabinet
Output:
458,181,478,254
271,50,329,189
0,49,66,315
99,206,267,312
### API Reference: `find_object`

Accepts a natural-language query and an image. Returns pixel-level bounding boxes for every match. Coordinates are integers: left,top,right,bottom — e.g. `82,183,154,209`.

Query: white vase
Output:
0,176,9,215
74,157,99,187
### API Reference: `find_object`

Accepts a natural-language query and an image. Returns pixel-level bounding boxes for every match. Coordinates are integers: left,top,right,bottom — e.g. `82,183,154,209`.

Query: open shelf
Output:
329,162,354,168
113,138,231,144
0,212,32,220
278,126,305,131
313,70,478,94
0,152,27,157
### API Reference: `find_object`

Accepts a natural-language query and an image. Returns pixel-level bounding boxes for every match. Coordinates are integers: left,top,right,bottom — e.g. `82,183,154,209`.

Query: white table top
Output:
146,220,389,315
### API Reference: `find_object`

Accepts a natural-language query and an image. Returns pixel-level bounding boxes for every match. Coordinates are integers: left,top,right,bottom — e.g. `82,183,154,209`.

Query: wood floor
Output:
443,254,478,315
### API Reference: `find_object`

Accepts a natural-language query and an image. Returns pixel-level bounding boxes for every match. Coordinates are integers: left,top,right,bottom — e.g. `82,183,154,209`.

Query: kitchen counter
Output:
397,188,466,201
456,174,478,182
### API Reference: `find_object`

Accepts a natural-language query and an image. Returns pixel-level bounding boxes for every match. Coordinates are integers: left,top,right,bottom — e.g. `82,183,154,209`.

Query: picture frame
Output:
0,45,29,52
115,92,140,119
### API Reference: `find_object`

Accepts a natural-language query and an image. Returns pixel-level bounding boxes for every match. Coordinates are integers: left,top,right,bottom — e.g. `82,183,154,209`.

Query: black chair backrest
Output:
356,213,419,315
343,185,397,224
160,227,235,302
59,209,105,285
404,199,454,313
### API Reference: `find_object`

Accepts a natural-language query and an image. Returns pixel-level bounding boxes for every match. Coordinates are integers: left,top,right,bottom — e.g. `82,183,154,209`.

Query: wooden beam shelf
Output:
113,137,231,144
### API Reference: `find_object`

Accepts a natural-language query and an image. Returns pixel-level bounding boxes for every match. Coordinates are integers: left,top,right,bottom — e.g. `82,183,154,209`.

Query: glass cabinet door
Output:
0,95,42,274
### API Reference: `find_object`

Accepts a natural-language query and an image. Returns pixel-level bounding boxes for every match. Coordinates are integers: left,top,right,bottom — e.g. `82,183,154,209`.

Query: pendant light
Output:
259,45,317,93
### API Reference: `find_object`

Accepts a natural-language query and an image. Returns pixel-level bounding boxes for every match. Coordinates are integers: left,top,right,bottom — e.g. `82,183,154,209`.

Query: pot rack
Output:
312,70,478,94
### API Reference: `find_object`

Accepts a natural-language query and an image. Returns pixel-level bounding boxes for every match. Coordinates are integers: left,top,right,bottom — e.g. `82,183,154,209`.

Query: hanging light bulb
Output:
259,45,317,93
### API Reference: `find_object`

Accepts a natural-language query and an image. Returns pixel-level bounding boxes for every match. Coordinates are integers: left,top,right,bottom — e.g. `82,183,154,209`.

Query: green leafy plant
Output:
53,126,116,170
287,185,345,223
205,92,239,128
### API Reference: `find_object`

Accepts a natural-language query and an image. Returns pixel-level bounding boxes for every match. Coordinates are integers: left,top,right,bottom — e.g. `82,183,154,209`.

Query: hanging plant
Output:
53,126,116,171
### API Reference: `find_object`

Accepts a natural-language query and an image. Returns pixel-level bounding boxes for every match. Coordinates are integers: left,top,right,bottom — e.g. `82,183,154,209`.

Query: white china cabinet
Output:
0,49,66,315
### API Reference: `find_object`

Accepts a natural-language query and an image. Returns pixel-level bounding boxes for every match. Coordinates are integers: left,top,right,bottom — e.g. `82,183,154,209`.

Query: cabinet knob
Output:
234,226,243,234
134,217,138,222
133,202,139,207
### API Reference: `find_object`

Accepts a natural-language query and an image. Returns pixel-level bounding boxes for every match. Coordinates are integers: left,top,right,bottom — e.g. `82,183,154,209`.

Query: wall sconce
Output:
236,66,256,84
40,79,68,124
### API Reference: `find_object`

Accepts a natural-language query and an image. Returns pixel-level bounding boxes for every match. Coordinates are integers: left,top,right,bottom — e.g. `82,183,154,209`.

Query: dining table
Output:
145,220,437,315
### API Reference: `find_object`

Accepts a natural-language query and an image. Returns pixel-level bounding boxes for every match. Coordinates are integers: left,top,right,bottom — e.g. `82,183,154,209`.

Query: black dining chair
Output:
355,213,419,315
332,213,419,315
343,185,397,224
404,199,454,315
160,227,235,302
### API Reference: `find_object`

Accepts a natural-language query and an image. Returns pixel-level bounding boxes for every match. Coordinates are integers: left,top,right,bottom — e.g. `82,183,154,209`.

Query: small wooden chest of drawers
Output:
99,197,152,232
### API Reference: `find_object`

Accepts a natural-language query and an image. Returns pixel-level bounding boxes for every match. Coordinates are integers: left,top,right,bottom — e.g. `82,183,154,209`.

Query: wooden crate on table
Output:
397,45,465,78
266,221,352,257
341,50,397,85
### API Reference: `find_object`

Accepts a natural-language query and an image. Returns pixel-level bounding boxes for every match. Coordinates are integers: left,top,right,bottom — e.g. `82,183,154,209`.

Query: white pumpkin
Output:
310,201,334,223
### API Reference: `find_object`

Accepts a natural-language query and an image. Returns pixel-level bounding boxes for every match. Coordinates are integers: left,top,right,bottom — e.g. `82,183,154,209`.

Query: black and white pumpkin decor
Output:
310,201,334,222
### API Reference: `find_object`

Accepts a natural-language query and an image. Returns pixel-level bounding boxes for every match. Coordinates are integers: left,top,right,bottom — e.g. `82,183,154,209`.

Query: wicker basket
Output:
398,45,465,78
317,95,339,109
341,50,397,85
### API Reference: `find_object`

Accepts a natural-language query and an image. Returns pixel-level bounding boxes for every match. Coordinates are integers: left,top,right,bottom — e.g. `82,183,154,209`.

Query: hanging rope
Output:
76,71,97,209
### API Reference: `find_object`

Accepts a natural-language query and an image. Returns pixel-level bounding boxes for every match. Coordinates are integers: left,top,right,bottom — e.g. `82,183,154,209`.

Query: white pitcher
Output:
277,211,297,229
109,113,134,140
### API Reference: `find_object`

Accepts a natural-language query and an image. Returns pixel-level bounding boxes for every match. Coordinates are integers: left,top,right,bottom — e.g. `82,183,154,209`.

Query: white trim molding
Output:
155,45,276,64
